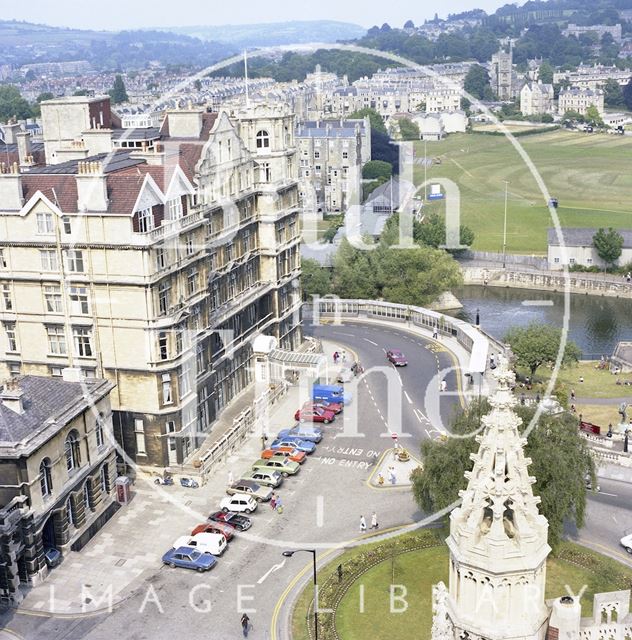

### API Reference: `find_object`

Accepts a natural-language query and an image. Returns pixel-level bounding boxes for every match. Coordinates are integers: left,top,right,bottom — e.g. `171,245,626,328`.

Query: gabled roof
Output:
548,227,632,248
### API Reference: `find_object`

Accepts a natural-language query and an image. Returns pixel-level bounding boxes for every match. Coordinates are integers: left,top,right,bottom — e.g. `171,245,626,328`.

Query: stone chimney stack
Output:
76,160,108,212
16,131,33,169
0,379,25,415
0,161,24,211
2,122,21,145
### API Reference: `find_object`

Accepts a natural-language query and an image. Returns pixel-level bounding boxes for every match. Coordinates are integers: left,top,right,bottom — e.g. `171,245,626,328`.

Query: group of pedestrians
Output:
359,511,379,532
333,350,347,364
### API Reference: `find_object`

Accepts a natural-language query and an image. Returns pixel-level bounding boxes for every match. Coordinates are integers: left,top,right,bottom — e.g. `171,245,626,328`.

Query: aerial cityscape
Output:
0,0,631,638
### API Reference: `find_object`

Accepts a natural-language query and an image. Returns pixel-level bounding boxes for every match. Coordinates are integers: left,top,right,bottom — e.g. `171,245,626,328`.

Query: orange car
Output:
261,447,306,464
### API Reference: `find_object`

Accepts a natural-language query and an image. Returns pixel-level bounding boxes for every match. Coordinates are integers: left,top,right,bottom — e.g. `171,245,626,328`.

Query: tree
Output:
538,61,554,84
73,89,88,96
463,64,493,100
398,117,421,140
0,85,33,122
414,213,475,249
603,78,625,108
331,239,378,299
624,76,632,111
504,323,581,378
404,20,415,29
108,74,129,104
300,258,332,300
593,227,624,270
585,104,604,127
411,401,594,550
362,160,392,181
36,92,55,103
348,107,386,135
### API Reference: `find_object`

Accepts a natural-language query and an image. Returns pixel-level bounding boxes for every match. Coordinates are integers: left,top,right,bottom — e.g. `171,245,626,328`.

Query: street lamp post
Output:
502,180,509,269
283,549,318,640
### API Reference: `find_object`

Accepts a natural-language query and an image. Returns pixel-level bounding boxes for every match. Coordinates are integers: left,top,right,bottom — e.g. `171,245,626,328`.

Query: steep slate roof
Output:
0,375,113,455
547,227,632,248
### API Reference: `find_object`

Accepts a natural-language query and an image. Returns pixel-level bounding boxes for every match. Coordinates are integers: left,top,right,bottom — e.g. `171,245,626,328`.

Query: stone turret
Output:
433,355,551,640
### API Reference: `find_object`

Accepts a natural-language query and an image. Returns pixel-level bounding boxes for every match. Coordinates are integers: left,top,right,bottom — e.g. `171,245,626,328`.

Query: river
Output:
449,285,632,358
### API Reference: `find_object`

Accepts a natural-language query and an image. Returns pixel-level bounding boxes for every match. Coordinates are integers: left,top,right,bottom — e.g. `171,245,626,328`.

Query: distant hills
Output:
162,21,366,47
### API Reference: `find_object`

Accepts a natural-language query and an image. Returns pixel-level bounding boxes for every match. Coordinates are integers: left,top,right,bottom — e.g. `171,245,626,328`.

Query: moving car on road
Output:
252,457,300,477
162,546,217,572
191,521,235,541
294,406,335,424
240,468,284,488
173,532,227,556
386,349,408,366
226,479,273,502
271,437,316,455
277,425,323,443
208,510,252,531
262,447,306,464
219,495,258,514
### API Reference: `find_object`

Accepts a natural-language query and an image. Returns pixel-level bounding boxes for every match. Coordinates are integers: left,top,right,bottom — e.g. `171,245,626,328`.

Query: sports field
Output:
414,130,632,253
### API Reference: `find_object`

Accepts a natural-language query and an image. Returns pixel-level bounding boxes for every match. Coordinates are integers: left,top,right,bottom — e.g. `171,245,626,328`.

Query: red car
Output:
262,447,306,464
191,521,235,541
302,400,343,414
294,406,336,424
386,349,408,366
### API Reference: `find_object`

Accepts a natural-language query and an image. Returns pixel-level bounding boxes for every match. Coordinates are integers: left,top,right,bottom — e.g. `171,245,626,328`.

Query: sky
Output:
3,0,509,31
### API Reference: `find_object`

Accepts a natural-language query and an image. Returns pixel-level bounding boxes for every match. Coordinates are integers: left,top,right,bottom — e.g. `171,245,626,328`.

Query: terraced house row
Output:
0,95,303,468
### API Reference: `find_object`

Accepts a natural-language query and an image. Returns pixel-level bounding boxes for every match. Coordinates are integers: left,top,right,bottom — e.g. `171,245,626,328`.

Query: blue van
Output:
312,384,353,405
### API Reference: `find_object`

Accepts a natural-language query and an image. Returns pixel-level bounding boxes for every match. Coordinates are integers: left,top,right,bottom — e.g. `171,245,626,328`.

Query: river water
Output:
449,285,632,358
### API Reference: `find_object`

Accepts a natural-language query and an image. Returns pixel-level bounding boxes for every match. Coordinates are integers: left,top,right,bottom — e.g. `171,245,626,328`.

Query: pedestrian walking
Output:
389,467,397,485
535,393,541,403
490,353,495,367
371,511,378,529
360,515,367,533
275,494,282,512
440,379,447,392
432,326,438,339
341,349,347,363
377,472,385,486
228,470,234,486
570,389,575,401
241,613,250,637
627,272,631,283
333,351,339,364
270,492,277,510
625,430,629,454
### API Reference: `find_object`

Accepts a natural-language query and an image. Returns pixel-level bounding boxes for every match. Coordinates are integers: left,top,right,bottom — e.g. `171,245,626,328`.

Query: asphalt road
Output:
0,322,454,640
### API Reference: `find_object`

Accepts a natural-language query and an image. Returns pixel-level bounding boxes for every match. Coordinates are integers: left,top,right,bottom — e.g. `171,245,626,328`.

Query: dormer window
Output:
167,198,183,220
137,207,154,233
256,130,270,149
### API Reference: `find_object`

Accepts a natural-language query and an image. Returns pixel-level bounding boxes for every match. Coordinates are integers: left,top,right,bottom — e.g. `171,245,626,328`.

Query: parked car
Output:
191,521,235,541
173,532,227,556
208,510,252,532
336,366,354,383
277,425,323,443
162,546,217,572
302,400,342,414
294,406,335,424
386,349,408,366
227,479,273,502
219,495,258,514
271,437,316,455
252,457,300,477
621,532,632,554
312,384,352,405
240,468,283,488
262,447,306,464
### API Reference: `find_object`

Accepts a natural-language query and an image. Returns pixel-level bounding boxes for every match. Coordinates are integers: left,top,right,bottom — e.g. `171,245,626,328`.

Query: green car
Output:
240,469,284,488
252,456,300,477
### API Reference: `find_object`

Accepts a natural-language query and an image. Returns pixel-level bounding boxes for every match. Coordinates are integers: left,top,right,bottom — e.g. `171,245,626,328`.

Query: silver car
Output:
227,479,273,502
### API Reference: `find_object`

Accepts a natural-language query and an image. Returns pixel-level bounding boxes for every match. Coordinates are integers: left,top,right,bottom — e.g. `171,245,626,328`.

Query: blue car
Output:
277,425,323,443
271,437,316,454
162,546,217,572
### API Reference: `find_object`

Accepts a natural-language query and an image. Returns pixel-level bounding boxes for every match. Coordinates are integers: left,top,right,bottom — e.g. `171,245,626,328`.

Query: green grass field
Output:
414,130,632,253
334,543,632,640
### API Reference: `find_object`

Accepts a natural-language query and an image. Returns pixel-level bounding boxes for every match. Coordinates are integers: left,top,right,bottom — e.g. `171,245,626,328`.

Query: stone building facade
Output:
0,373,117,605
0,96,302,468
520,82,554,116
558,88,605,115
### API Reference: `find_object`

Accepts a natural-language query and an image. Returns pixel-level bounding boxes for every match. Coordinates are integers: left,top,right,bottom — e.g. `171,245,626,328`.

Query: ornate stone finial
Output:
431,582,454,640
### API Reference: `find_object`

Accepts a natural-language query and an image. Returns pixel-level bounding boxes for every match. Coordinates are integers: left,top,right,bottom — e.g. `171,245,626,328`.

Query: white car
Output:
173,532,227,556
620,533,632,554
219,495,258,514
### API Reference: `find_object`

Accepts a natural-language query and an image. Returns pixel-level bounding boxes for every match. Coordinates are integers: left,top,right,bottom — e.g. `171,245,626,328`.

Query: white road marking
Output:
404,391,413,404
396,372,403,386
363,338,378,346
600,492,618,497
257,559,287,584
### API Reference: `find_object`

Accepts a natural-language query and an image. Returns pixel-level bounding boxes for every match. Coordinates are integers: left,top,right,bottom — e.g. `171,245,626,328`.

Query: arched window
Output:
39,458,53,497
66,496,75,528
64,430,80,472
83,481,92,512
100,464,109,494
255,130,270,149
95,414,104,448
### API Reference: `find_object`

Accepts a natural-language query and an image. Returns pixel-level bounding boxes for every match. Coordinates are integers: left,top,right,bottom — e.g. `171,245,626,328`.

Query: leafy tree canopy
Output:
300,258,332,300
362,160,392,180
0,85,33,122
593,227,624,268
108,74,129,104
463,64,494,100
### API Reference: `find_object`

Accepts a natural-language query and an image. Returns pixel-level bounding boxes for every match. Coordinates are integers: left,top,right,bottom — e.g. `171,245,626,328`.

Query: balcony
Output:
134,211,205,246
